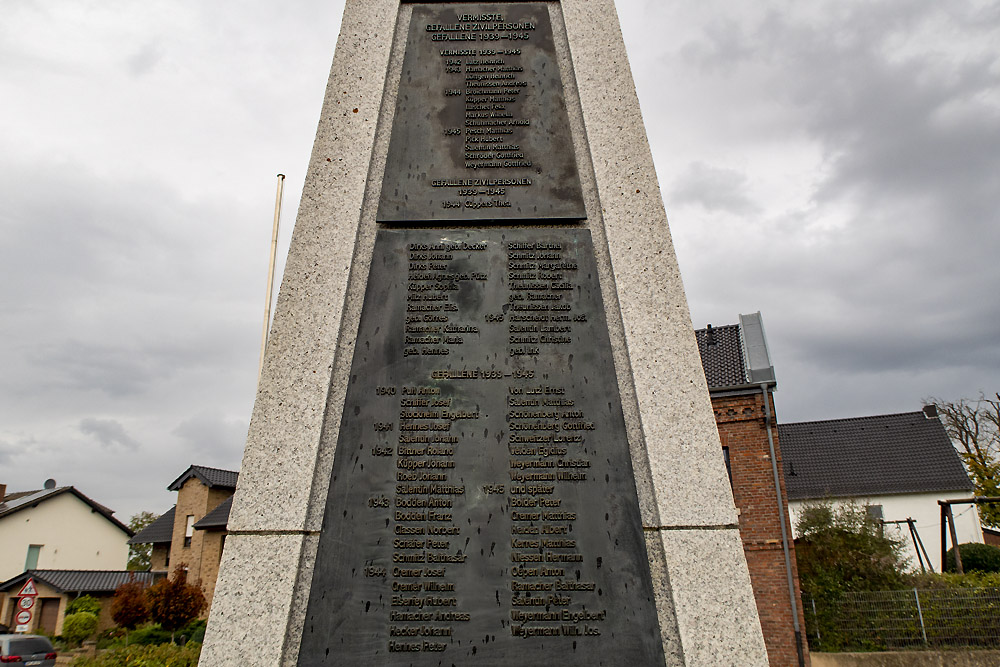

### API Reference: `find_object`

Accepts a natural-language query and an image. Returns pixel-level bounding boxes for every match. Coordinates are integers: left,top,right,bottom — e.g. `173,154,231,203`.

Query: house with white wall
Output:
780,407,981,572
0,481,132,582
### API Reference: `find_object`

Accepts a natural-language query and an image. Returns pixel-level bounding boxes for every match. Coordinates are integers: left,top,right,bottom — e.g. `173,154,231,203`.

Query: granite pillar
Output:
201,2,767,664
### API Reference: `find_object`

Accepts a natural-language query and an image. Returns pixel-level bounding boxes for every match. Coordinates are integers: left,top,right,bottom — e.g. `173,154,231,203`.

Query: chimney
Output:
923,404,939,420
705,324,716,346
0,484,6,502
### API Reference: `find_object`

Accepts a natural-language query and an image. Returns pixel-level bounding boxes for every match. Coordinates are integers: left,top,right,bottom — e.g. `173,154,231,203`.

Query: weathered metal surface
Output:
376,3,586,222
298,229,663,666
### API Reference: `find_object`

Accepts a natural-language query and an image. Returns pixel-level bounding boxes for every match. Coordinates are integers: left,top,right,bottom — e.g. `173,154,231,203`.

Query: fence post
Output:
811,597,820,643
913,588,928,646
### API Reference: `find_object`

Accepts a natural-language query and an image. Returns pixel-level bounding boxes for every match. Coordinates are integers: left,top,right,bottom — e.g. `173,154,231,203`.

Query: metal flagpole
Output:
259,174,285,380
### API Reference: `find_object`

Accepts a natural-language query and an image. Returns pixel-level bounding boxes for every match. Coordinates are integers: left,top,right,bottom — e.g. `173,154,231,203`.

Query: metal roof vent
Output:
44,478,57,490
705,324,717,346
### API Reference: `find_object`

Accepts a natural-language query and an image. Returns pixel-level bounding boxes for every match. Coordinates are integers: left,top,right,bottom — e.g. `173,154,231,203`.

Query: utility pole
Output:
259,174,285,380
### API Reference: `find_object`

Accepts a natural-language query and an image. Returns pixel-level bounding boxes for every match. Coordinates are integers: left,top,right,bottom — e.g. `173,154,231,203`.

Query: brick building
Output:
695,313,809,667
130,465,236,614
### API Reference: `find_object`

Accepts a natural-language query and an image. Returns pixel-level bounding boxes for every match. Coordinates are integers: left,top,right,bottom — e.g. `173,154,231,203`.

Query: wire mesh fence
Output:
806,588,1000,651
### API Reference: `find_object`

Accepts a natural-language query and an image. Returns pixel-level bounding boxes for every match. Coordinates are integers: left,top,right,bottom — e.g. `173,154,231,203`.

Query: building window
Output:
25,545,42,570
184,515,195,548
866,505,884,536
722,447,733,488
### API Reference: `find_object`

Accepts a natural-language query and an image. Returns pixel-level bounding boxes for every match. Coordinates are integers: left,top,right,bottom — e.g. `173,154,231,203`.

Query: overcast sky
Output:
2,0,998,521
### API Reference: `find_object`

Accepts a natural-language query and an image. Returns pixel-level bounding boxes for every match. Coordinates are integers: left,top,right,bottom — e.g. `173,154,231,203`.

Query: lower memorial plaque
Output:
298,228,664,665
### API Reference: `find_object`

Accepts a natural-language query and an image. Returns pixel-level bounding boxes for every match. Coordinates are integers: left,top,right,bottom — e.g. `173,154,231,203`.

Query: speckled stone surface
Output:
205,1,766,665
201,533,315,667
656,528,768,666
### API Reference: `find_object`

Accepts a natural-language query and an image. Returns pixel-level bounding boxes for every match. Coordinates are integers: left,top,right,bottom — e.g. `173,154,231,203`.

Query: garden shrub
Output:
67,595,102,617
71,641,201,667
177,618,206,644
909,570,1000,589
944,542,1000,573
62,612,99,646
796,501,907,651
126,622,173,646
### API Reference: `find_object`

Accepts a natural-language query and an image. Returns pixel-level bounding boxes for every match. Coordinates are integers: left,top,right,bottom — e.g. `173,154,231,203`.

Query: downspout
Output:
761,383,805,667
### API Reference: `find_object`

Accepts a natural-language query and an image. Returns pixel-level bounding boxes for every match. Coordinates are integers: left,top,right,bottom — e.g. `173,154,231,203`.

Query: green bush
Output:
796,501,908,651
909,570,1000,589
127,622,173,646
67,595,102,617
177,618,206,644
71,641,201,667
95,627,125,650
944,542,1000,573
62,612,99,646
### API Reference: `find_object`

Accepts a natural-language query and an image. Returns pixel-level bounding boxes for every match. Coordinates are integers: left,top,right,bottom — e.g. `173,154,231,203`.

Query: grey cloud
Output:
80,417,140,450
678,16,758,74
29,341,161,398
172,413,248,465
670,162,761,215
0,0,344,518
648,1,1000,425
127,43,162,77
0,440,14,465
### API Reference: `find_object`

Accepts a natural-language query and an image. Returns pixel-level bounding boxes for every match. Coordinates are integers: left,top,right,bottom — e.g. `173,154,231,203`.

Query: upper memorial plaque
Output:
377,3,586,222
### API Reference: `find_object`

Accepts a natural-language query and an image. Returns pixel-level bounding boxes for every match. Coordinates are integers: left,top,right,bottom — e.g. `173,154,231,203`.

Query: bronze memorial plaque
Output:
297,229,664,665
376,3,586,222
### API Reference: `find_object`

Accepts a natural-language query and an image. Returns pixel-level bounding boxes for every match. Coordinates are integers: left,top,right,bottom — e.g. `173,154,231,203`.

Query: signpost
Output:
15,577,38,632
16,578,38,597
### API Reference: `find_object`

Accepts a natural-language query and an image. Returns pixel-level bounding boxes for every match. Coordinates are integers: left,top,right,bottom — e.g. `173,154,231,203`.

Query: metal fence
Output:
806,588,1000,651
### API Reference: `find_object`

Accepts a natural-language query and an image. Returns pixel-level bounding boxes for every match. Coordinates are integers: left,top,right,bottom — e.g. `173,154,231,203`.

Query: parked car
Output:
0,634,57,666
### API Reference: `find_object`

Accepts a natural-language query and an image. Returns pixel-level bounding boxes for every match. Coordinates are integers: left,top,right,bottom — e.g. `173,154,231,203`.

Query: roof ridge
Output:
782,410,927,427
22,568,140,574
190,464,239,474
694,322,740,333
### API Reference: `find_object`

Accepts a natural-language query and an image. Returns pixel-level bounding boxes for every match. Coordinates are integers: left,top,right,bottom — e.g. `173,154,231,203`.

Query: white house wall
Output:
0,493,130,581
788,491,983,573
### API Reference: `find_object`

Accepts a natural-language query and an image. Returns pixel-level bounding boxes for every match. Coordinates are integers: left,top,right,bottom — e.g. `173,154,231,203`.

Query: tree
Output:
127,511,160,571
796,502,908,594
147,565,206,641
926,393,1000,527
795,502,908,650
112,578,150,637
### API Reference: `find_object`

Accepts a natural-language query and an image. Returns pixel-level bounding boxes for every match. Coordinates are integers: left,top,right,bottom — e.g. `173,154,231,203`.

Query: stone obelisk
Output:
201,2,767,665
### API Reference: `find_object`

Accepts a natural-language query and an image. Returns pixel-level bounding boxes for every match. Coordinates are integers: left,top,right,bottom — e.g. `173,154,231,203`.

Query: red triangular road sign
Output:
17,578,38,597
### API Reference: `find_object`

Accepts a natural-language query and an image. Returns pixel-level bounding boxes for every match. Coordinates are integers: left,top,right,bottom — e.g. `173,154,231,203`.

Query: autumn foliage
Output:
146,565,206,637
111,578,150,630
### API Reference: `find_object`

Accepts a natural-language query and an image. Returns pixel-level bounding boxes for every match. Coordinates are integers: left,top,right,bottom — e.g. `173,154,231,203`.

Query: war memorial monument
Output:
201,1,768,664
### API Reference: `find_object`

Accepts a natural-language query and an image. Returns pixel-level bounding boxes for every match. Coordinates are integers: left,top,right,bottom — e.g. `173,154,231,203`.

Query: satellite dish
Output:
44,479,56,490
